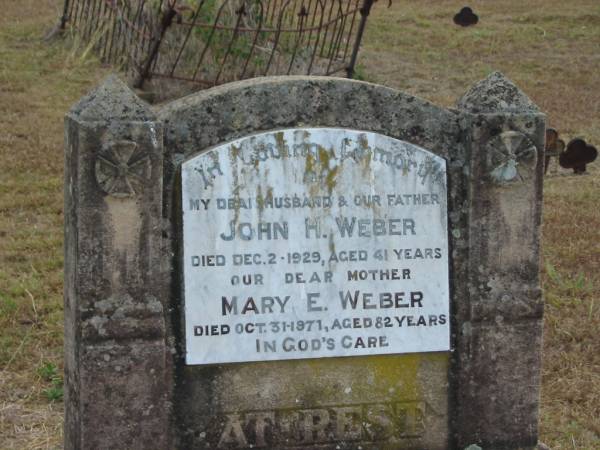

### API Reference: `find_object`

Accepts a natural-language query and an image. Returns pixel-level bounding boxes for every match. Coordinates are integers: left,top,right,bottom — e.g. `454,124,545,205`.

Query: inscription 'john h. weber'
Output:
219,217,417,241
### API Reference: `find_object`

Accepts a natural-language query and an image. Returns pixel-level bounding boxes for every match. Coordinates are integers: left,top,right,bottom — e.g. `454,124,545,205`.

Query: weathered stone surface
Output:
463,79,545,322
177,355,449,449
79,341,169,448
159,76,465,158
457,321,543,448
454,72,545,449
160,76,469,449
456,71,540,114
64,76,170,449
70,74,155,122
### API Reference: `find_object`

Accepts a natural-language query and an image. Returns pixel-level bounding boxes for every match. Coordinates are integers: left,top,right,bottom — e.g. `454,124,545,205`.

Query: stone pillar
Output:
64,76,170,449
454,72,546,449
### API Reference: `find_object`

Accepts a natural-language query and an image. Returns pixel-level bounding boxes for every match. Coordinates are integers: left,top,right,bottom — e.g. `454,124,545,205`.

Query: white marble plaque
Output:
181,128,449,365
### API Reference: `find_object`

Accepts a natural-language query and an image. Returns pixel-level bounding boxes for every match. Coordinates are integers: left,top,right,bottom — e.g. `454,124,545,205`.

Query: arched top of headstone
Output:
158,76,460,160
68,75,156,122
457,71,540,114
160,76,444,116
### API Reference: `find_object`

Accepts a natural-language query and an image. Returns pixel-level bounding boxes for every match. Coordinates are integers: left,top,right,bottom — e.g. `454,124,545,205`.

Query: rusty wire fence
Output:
58,0,376,96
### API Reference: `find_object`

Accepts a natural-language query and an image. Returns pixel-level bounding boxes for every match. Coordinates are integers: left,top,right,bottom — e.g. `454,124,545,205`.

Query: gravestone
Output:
65,73,546,449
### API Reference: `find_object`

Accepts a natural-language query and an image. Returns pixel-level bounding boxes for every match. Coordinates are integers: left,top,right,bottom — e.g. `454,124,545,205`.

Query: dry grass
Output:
360,2,600,448
362,0,600,144
0,0,598,449
0,1,110,448
541,174,600,449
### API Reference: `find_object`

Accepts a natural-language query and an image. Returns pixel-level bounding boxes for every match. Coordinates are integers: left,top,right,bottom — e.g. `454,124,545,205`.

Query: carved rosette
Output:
486,131,537,184
95,140,150,197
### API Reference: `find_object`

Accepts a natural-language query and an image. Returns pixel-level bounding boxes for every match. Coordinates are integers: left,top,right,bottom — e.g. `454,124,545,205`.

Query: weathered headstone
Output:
65,73,546,449
64,77,169,449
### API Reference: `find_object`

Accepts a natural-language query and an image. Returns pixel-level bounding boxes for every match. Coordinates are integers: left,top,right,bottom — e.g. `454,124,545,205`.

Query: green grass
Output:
0,0,599,449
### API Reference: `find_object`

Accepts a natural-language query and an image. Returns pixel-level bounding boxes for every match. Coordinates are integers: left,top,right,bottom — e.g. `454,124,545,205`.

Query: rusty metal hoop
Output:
59,0,376,93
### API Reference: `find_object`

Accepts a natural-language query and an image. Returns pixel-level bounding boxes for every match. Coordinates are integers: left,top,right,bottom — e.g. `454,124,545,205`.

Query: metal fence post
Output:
60,0,71,30
346,0,374,78
133,2,177,89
